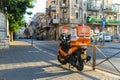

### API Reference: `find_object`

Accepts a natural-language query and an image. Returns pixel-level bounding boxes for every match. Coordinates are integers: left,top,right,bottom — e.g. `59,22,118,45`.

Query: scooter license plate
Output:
81,54,87,59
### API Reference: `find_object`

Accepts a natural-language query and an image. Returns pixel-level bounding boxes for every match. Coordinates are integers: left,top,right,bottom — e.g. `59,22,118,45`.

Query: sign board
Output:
77,26,90,37
102,17,106,26
71,28,77,41
62,26,68,33
95,27,99,33
71,26,91,41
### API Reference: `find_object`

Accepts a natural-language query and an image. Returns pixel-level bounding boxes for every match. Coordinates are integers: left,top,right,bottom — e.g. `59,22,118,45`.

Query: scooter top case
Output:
70,25,91,47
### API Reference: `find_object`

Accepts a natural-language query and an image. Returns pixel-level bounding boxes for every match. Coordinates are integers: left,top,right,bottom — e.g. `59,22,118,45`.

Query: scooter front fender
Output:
58,47,67,56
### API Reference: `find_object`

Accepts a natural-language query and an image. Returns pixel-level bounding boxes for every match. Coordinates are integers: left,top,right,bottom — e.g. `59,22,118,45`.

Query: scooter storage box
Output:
70,25,91,46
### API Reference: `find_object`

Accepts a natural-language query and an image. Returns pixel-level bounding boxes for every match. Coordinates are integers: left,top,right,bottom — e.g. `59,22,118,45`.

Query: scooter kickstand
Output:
68,64,74,70
69,64,71,70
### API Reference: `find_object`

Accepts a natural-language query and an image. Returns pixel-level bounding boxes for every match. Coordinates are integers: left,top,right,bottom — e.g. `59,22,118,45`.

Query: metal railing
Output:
87,44,120,76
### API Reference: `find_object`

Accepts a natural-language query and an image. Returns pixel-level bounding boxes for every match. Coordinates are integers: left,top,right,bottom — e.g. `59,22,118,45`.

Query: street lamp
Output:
28,17,35,47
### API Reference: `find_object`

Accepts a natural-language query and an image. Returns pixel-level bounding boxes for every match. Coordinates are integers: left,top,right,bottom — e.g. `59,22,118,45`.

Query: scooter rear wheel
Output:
76,56,84,71
57,54,67,65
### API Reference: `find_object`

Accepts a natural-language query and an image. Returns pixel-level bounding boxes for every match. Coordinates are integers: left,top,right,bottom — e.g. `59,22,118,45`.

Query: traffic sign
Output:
102,18,106,26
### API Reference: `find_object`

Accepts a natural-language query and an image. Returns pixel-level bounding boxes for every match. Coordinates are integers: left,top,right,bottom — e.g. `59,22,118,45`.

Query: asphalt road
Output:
27,39,120,76
0,39,119,80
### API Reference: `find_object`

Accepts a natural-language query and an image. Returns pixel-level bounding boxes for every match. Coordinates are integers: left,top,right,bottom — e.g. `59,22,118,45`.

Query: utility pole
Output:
102,0,105,45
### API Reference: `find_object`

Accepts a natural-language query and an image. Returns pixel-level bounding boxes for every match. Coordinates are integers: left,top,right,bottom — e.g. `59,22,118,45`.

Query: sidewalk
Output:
0,40,120,80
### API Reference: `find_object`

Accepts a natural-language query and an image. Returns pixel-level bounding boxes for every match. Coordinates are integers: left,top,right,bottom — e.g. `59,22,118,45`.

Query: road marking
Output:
34,46,56,57
28,51,39,53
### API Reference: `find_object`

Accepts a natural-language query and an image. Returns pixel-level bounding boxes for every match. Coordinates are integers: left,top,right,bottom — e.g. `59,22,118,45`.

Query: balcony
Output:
104,6,118,13
87,5,101,11
51,19,59,24
50,0,56,3
46,8,51,15
60,3,68,9
60,18,69,24
51,5,56,11
49,19,59,25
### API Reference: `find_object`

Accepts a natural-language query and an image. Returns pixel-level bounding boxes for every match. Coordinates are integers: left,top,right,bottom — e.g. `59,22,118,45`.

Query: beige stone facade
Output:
34,0,120,40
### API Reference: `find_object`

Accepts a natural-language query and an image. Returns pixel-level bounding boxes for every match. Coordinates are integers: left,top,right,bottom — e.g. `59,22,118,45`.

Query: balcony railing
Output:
87,5,101,11
104,6,118,13
60,18,69,24
48,19,59,25
46,8,51,15
51,5,56,11
51,19,59,24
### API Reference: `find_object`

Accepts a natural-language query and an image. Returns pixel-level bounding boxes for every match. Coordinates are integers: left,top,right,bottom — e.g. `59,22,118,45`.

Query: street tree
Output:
0,0,34,41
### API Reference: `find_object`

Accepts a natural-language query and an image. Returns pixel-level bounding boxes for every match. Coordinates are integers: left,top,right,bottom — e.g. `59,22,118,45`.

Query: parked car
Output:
103,33,112,42
91,32,112,42
90,33,103,42
111,36,119,42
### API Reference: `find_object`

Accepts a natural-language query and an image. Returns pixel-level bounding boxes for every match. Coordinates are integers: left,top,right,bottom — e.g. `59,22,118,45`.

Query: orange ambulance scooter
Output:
57,25,91,71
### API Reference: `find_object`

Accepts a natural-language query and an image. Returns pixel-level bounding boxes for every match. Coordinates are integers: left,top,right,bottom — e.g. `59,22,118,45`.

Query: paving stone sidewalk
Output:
0,40,120,80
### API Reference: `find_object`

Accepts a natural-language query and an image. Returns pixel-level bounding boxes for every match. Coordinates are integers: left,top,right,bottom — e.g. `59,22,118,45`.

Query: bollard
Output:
92,45,96,70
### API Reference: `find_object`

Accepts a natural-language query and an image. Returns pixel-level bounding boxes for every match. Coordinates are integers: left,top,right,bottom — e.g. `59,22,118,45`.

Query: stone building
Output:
39,0,120,40
0,12,9,49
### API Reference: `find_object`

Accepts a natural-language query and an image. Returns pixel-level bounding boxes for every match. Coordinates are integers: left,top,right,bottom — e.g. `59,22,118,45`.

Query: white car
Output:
91,33,111,42
103,33,112,42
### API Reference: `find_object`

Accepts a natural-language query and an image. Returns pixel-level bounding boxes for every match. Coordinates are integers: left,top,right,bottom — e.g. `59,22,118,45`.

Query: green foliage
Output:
0,0,34,32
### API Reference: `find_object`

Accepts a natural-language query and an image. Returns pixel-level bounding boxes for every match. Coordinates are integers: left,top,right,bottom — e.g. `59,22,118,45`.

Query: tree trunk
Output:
10,31,13,42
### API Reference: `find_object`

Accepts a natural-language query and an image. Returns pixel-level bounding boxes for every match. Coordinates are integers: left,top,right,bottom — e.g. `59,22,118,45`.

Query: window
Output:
76,0,78,4
56,0,58,5
54,15,56,19
76,12,78,20
63,0,66,3
84,13,86,21
100,15,102,18
109,16,111,19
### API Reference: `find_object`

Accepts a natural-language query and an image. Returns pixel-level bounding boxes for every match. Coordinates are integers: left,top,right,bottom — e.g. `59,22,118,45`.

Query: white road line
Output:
34,46,56,57
28,51,39,53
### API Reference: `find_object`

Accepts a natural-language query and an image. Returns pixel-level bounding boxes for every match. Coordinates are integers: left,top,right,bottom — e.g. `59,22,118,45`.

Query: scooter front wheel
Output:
57,54,67,65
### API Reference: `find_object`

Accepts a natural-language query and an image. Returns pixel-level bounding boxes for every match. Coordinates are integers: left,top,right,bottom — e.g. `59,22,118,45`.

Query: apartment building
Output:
87,0,120,36
45,0,120,40
46,0,79,40
27,12,47,40
46,0,59,40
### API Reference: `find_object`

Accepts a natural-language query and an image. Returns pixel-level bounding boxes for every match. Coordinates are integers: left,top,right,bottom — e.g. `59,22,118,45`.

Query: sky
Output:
24,0,120,22
113,0,120,4
24,0,47,22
